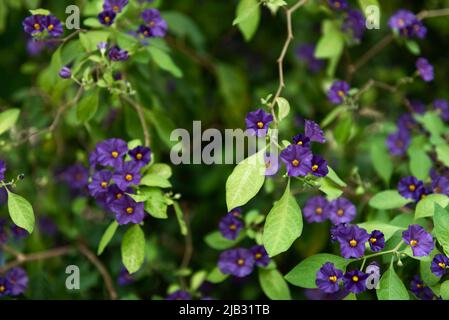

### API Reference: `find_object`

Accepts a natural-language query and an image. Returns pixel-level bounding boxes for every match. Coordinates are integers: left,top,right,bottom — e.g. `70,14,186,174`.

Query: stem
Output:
418,8,449,19
121,95,151,147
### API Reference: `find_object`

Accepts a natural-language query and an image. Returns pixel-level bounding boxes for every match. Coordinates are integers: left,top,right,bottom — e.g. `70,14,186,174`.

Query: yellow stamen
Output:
255,253,262,259
149,21,155,27
229,224,237,231
116,193,123,199
237,259,245,266
352,276,359,282
297,140,303,145
136,153,143,160
113,5,120,12
410,239,418,247
126,207,134,214
438,262,446,269
101,181,108,188
409,184,416,192
312,164,319,171
292,159,299,167
0,285,5,293
349,239,357,247
315,207,323,215
104,16,111,23
125,174,133,182
257,121,264,129
337,209,344,216
111,151,119,158
337,90,345,97
34,23,40,30
329,275,337,283
48,24,54,31
370,237,377,243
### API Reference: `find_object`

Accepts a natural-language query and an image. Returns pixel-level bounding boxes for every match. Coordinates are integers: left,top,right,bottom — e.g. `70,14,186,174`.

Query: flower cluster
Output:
218,246,270,278
23,13,63,39
88,138,151,225
398,174,449,202
316,262,369,294
410,275,435,300
327,1,365,41
416,57,434,82
98,0,128,26
331,223,384,258
388,9,426,39
137,9,168,39
304,196,357,224
0,268,28,298
219,208,244,240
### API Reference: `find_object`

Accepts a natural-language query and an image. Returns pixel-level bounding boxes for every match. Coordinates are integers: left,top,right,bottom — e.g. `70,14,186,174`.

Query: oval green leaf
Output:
121,224,145,274
7,190,35,234
369,190,412,210
258,268,291,300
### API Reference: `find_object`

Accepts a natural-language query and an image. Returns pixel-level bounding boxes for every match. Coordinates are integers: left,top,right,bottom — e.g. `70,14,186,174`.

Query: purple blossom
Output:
368,230,385,252
316,262,343,293
23,15,45,36
137,25,152,39
245,109,273,137
58,66,71,79
103,0,129,13
402,224,434,257
250,245,270,267
117,267,134,286
327,80,350,105
398,176,424,201
166,290,191,300
0,160,6,181
409,100,426,114
430,254,449,277
416,58,434,82
129,146,152,168
410,275,435,300
303,196,329,223
26,38,46,56
23,14,63,38
0,278,11,297
336,224,369,258
94,138,128,167
105,184,132,206
98,10,116,26
88,170,113,197
433,99,449,121
141,9,168,38
219,215,243,240
218,248,255,278
264,153,280,176
292,133,311,148
342,10,365,41
305,120,326,143
38,217,58,236
328,197,356,225
111,195,145,225
397,113,417,132
309,155,328,177
385,129,410,156
327,0,348,11
431,175,449,196
228,207,242,218
295,44,324,73
280,145,313,177
112,161,141,191
388,10,426,39
108,46,129,61
343,270,368,294
41,15,63,37
59,164,89,190
98,42,108,52
6,268,28,296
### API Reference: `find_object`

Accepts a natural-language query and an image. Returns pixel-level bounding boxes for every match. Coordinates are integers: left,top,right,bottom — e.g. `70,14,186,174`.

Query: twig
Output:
417,8,449,19
178,206,193,291
121,95,151,147
0,244,26,261
269,0,308,124
78,242,118,300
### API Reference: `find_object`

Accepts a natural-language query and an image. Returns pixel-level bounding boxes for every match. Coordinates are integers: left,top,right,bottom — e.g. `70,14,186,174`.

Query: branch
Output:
121,95,151,147
178,205,193,291
418,8,449,19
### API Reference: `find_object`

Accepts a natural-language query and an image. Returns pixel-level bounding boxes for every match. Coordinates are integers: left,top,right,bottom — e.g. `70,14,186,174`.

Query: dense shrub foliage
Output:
1,0,449,300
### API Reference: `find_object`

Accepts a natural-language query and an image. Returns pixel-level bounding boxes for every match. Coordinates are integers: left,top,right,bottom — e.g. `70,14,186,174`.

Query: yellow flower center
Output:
34,23,40,30
101,181,108,188
149,21,156,27
349,239,357,247
125,174,133,182
48,24,54,31
328,275,337,283
409,184,416,192
410,239,418,247
334,2,340,8
337,90,345,97
337,209,344,216
136,153,143,160
398,19,405,27
255,253,262,259
229,224,237,231
438,262,446,269
416,283,423,288
312,164,319,171
116,193,123,199
111,151,119,158
104,16,111,23
434,187,442,193
237,259,245,266
352,276,359,282
113,5,120,12
126,207,134,214
297,140,303,145
292,159,299,167
315,207,323,215
257,121,264,129
370,237,377,243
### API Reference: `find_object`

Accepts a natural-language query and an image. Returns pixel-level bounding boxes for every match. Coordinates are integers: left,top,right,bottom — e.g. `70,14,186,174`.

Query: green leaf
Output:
370,138,393,185
29,8,51,15
258,268,291,300
408,146,432,180
76,89,99,123
420,259,441,286
79,31,109,52
334,113,353,145
315,21,345,59
434,204,449,256
143,188,169,219
369,190,412,210
405,40,420,55
6,190,35,234
207,267,229,284
147,163,173,179
0,109,20,136
234,0,261,41
226,149,266,211
173,201,188,236
204,230,245,250
285,254,351,288
276,97,290,122
263,181,302,257
440,280,449,300
147,47,183,78
318,177,343,200
97,221,118,255
121,225,145,274
358,0,379,15
377,266,409,300
162,11,205,51
326,166,347,187
264,0,287,14
190,271,207,292
357,221,404,241
415,194,449,219
83,18,102,28
415,112,445,145
436,144,449,168
140,173,172,188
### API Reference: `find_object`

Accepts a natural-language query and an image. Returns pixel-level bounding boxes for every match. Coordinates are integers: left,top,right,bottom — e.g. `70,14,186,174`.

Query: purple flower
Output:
343,270,368,294
303,196,329,223
103,0,129,13
26,38,46,56
117,267,134,286
166,290,191,300
398,176,424,201
330,223,349,242
23,15,45,36
410,100,426,114
218,248,255,278
98,42,108,52
112,162,141,191
0,278,11,297
431,175,449,196
141,9,168,38
264,153,280,176
305,120,326,143
250,245,270,267
111,195,145,225
328,197,356,225
105,184,132,206
410,275,435,300
416,58,434,82
245,109,273,137
295,44,324,73
41,15,63,37
388,10,426,39
137,25,152,39
108,46,129,61
397,113,417,132
280,145,313,177
310,155,328,177
316,262,343,294
0,160,6,181
88,170,113,197
385,129,410,156
430,254,449,277
6,268,28,296
228,207,242,218
59,164,89,190
11,225,29,240
368,230,385,252
58,66,71,79
23,14,63,38
327,80,350,105
98,10,116,26
327,0,348,10
94,138,128,167
342,10,365,41
402,224,434,257
292,133,311,148
336,225,369,259
128,146,151,168
434,99,449,121
219,215,243,240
